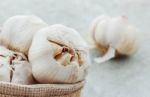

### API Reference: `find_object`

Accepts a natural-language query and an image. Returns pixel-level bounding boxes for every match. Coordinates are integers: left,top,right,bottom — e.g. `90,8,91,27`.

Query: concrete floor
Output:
0,0,150,97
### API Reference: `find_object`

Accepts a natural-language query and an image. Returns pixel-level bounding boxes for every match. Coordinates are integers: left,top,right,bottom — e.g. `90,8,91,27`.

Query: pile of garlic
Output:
90,15,139,63
0,15,89,84
0,14,139,84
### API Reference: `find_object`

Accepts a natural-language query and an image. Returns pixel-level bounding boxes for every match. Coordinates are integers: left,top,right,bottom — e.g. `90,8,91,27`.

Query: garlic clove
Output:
0,15,48,55
92,16,111,47
49,41,63,57
56,53,73,66
115,25,139,55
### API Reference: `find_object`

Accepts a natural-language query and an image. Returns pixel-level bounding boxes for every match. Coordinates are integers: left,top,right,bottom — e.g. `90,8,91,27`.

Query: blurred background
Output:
0,0,150,97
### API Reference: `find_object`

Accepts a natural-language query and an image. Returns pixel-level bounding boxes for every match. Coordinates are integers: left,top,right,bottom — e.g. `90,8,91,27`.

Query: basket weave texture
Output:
0,81,84,97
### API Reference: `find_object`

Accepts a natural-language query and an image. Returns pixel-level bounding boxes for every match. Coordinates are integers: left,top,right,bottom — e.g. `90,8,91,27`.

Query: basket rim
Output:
0,81,84,97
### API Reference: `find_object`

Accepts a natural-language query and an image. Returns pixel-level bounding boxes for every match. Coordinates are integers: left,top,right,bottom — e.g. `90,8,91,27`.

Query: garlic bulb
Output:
29,24,89,84
0,15,48,55
0,46,34,84
90,15,139,63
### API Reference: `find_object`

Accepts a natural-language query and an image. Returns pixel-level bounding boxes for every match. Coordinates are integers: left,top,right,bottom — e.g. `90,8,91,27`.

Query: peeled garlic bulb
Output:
0,46,34,84
29,24,89,84
0,15,48,55
90,15,139,63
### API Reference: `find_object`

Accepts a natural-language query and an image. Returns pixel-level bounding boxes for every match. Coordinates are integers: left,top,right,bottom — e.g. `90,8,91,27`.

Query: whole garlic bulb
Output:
0,46,34,84
0,15,48,55
29,24,89,84
90,15,139,63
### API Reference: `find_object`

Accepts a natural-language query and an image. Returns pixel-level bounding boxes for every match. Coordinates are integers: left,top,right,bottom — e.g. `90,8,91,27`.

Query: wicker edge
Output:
0,81,84,97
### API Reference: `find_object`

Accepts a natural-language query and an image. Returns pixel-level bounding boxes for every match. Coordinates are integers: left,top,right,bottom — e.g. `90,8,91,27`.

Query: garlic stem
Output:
94,47,115,64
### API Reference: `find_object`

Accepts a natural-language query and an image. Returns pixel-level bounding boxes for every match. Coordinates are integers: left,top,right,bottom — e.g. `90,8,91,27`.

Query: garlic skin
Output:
90,16,139,63
0,15,48,55
0,46,34,84
0,46,11,82
29,24,89,84
11,61,34,84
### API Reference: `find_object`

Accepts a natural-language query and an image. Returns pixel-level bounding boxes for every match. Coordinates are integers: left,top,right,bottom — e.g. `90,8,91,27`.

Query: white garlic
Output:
0,46,34,84
29,24,89,84
0,15,48,55
90,15,139,63
0,46,11,82
11,61,34,84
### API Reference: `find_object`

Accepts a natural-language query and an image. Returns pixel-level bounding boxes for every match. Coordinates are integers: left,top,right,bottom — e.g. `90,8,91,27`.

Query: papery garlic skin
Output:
0,15,48,55
11,61,34,84
0,46,11,82
0,46,34,84
90,15,139,63
29,24,89,84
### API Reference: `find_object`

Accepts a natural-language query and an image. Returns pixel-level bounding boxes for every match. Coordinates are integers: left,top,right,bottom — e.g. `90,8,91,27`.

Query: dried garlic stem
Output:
94,47,115,64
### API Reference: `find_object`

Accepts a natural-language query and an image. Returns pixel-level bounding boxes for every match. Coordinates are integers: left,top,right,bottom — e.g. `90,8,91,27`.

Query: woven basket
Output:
0,81,84,97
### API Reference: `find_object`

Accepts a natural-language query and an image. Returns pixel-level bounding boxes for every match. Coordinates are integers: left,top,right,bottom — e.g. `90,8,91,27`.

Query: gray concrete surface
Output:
0,0,149,97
